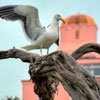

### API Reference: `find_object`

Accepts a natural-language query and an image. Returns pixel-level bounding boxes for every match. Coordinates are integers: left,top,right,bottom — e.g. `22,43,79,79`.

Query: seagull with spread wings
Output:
0,5,65,55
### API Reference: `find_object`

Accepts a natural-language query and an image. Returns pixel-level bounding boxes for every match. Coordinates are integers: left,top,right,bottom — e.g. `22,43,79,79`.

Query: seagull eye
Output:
58,14,60,17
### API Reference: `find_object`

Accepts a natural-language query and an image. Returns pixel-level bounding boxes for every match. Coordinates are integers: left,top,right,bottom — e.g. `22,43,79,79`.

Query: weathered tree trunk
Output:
0,43,100,100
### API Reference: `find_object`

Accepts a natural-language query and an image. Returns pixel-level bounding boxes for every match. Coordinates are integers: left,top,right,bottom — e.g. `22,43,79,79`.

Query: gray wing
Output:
0,5,44,42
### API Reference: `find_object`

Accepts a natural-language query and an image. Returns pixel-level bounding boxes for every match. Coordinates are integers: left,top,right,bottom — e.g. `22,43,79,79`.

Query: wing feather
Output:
0,5,45,43
0,5,24,21
0,5,40,22
55,38,59,46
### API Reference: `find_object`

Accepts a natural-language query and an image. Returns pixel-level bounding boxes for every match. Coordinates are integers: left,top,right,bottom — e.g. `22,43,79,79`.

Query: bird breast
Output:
42,29,58,48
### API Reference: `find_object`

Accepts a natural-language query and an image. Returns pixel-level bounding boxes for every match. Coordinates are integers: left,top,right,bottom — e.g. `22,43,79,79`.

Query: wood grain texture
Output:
0,43,100,100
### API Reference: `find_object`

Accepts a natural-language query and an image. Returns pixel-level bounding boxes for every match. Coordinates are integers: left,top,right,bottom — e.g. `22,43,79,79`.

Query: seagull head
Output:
54,14,66,24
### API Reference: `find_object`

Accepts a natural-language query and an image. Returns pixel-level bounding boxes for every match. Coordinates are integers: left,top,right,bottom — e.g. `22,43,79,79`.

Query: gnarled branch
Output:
71,43,100,60
0,43,100,100
30,51,100,100
0,43,100,62
0,47,40,63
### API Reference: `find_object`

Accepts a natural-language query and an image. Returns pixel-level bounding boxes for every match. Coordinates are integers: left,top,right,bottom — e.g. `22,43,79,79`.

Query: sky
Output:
0,0,100,99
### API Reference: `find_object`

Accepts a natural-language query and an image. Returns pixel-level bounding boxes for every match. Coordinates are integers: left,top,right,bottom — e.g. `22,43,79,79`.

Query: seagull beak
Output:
61,18,66,24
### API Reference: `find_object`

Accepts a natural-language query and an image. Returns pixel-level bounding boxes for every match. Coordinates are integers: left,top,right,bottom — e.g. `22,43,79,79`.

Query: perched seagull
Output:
0,5,65,55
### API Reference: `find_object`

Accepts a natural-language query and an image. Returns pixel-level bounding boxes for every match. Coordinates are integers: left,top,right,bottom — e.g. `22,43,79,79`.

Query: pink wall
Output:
58,24,97,54
54,83,71,100
22,81,71,100
22,81,38,100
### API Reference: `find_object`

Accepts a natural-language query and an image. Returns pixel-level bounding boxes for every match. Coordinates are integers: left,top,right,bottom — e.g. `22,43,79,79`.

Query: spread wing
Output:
0,5,44,42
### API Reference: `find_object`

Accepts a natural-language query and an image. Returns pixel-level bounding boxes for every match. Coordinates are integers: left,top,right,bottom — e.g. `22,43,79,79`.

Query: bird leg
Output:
40,49,43,57
47,49,49,55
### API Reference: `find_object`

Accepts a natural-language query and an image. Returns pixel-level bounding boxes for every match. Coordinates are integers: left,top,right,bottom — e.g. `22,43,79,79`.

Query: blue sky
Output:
0,0,100,99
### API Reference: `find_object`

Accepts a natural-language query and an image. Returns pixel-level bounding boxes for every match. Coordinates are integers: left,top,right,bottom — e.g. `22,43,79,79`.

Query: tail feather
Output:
21,45,34,51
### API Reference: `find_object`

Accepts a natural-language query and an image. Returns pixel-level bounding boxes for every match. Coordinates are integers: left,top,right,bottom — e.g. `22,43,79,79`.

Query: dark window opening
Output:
75,30,79,39
82,64,100,76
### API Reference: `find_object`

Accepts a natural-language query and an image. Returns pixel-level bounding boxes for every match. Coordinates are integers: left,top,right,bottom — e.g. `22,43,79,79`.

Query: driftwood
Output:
0,43,100,100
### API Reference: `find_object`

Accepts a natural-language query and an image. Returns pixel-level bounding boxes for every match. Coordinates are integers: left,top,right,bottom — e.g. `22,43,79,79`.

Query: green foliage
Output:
7,97,19,100
2,97,19,100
